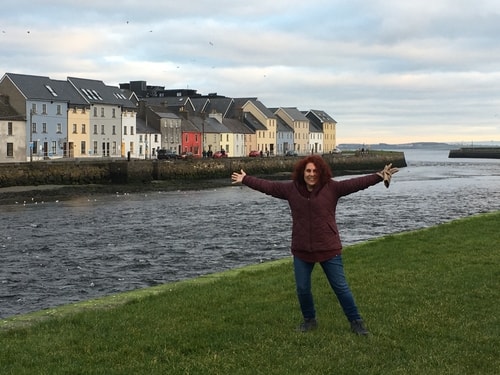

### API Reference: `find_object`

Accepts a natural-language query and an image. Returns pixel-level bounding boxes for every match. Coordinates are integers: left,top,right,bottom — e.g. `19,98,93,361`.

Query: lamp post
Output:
202,119,205,157
29,109,33,162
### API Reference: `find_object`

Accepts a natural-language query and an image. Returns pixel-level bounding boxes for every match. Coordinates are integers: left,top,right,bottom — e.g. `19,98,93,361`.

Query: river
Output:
1,149,499,319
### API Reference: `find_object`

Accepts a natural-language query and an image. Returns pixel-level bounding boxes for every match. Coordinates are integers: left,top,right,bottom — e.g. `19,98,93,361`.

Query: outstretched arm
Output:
231,169,247,184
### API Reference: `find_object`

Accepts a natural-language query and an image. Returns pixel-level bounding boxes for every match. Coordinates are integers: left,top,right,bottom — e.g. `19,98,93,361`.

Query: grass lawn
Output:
1,211,499,374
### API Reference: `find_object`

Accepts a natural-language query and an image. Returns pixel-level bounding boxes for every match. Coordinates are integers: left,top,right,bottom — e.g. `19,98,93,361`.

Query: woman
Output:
231,155,398,335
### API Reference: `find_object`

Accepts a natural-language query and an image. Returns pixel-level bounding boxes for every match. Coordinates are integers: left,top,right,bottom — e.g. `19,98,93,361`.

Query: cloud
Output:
1,0,499,143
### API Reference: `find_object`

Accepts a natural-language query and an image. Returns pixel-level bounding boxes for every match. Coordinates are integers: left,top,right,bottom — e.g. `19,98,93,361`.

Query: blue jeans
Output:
293,255,362,322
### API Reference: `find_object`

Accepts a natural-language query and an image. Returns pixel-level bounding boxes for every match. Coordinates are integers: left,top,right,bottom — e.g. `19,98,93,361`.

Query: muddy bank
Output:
0,179,234,206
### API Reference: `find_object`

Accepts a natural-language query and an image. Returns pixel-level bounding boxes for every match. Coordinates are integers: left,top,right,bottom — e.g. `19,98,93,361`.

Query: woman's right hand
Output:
231,169,246,184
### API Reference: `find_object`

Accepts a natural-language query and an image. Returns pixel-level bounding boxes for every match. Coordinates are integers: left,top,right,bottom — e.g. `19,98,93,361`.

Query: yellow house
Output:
274,107,309,155
306,110,337,153
67,106,91,157
241,99,276,155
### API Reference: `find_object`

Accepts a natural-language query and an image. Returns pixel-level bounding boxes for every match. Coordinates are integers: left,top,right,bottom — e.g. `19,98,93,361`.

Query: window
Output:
130,127,134,135
130,141,134,153
42,104,47,114
81,141,86,155
112,125,116,135
93,90,103,100
93,141,98,154
51,141,57,155
42,123,47,133
45,85,58,97
112,108,116,118
8,122,13,135
93,107,98,117
57,123,62,134
112,142,117,155
33,141,38,154
101,108,104,117
56,105,62,115
81,124,86,134
93,124,98,134
31,103,37,114
6,143,13,157
101,125,105,135
123,126,127,135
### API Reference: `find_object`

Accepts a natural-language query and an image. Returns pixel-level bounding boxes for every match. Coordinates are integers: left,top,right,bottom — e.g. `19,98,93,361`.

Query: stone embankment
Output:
448,147,500,159
0,151,406,188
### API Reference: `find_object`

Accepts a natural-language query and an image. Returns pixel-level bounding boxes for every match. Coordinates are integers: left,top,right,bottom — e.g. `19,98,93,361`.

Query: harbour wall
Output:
448,147,500,159
0,151,406,188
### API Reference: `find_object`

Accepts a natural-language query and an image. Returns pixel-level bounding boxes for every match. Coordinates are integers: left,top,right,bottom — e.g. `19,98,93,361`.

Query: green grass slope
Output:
1,212,499,374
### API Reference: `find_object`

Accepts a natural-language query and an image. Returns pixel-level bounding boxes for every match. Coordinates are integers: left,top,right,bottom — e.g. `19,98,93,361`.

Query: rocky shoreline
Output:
0,179,235,206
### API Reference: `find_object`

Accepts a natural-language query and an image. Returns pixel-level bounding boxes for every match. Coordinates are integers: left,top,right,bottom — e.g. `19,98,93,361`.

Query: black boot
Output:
297,318,318,332
350,319,369,336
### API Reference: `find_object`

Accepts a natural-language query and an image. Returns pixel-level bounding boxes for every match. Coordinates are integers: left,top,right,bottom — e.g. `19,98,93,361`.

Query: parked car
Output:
180,152,194,159
249,150,260,157
333,148,342,154
285,150,298,156
212,150,228,158
157,149,179,160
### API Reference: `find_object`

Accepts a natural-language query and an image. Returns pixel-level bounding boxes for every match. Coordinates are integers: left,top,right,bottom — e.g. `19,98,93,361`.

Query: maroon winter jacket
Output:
242,173,383,262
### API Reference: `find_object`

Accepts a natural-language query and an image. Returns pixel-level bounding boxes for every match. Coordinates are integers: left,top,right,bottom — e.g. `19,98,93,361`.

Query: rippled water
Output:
1,150,499,318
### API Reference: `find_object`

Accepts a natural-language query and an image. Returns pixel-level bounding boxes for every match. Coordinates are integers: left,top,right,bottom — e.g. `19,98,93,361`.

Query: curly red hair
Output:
291,155,332,187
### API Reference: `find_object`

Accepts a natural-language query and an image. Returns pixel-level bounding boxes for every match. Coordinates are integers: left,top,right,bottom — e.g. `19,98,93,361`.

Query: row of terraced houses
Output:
0,73,339,163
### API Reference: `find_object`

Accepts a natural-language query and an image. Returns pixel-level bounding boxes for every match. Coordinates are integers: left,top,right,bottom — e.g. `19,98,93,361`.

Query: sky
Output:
1,0,500,145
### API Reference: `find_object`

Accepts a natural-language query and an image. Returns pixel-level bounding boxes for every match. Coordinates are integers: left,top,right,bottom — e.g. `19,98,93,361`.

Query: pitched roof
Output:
189,97,210,113
276,116,294,132
3,73,86,105
248,99,276,118
228,97,258,118
149,106,180,119
142,96,195,112
67,77,136,108
309,119,323,133
222,118,254,134
135,117,160,134
204,116,231,133
306,109,337,124
205,97,234,117
277,107,309,121
242,112,267,131
186,115,231,134
181,118,201,132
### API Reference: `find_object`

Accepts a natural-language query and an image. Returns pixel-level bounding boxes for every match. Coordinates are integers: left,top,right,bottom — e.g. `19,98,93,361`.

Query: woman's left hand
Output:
377,163,399,187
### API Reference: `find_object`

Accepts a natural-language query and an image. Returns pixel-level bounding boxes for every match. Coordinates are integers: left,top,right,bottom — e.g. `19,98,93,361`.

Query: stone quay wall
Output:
0,152,406,188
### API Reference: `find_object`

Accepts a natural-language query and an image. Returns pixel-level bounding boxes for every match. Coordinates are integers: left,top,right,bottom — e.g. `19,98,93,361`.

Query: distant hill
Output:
338,142,453,150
